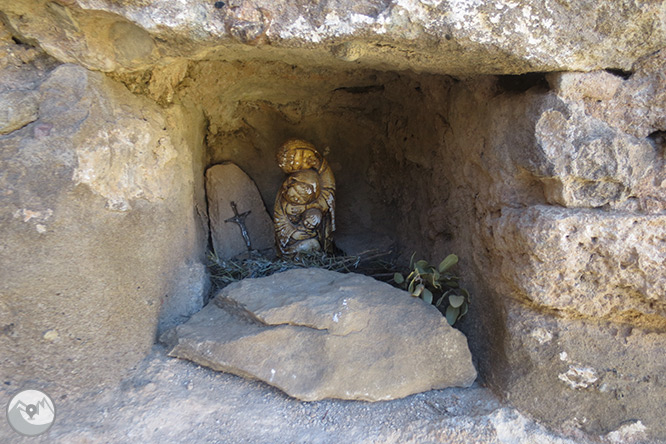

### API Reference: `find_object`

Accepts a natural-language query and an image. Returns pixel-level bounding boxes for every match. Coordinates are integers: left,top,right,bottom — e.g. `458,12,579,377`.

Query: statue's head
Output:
277,139,323,174
282,169,320,205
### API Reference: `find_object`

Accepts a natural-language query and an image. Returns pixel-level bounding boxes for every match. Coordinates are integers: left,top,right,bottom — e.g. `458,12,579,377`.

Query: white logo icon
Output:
6,389,56,436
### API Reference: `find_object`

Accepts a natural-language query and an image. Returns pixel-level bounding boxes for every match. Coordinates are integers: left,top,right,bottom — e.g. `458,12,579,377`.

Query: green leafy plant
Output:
393,253,470,326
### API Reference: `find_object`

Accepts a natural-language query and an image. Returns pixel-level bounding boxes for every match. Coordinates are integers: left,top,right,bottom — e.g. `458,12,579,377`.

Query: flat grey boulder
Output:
164,268,476,401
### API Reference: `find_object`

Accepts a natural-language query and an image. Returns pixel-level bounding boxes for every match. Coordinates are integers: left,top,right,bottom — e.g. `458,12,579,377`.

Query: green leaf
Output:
438,254,458,273
408,279,415,294
422,273,432,285
393,272,405,284
412,284,424,297
435,295,446,307
409,252,416,269
415,259,429,269
423,273,437,288
445,306,460,326
422,288,433,304
460,287,470,300
442,280,459,288
460,303,468,317
449,294,465,308
415,261,428,275
441,289,454,301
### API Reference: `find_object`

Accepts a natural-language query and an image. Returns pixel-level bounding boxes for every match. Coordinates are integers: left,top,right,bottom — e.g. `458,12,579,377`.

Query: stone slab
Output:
164,268,477,401
206,162,275,259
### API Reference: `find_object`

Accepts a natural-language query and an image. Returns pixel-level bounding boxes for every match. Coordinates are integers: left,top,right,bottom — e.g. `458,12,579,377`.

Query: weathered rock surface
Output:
533,108,658,209
431,54,665,440
165,268,476,401
0,33,208,394
157,261,210,335
491,205,666,326
0,90,39,134
6,347,656,444
174,48,665,437
534,52,666,212
489,298,666,439
206,162,275,259
548,51,666,140
1,0,665,75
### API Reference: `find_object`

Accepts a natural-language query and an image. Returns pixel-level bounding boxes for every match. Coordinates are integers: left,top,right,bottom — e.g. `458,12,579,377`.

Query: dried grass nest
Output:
207,249,394,291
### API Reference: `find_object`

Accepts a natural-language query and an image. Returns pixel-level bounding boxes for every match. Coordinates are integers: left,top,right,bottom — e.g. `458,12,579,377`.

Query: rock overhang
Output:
2,0,665,75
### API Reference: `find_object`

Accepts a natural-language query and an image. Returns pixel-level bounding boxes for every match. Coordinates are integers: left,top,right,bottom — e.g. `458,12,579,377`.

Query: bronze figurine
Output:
274,139,335,257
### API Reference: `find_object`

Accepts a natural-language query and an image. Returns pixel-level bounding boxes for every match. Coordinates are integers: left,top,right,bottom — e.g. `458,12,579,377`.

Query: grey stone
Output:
487,298,666,439
165,268,476,401
206,162,275,259
527,51,666,211
157,261,211,335
476,84,659,210
549,50,666,139
0,44,207,394
1,3,665,441
0,90,39,134
533,109,657,208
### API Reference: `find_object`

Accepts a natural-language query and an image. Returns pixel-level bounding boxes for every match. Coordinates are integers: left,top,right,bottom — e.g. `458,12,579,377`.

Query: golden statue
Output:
274,139,335,257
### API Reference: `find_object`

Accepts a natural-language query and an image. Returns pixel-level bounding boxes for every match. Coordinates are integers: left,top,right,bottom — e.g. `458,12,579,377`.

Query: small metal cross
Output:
224,201,252,251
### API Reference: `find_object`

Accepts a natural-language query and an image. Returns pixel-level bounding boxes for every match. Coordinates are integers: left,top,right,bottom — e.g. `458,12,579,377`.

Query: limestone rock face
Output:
165,268,477,401
430,50,666,440
533,108,658,209
528,55,666,211
0,35,207,394
548,51,666,140
1,1,665,439
206,163,275,259
156,262,210,335
492,206,666,324
492,298,666,438
1,0,665,74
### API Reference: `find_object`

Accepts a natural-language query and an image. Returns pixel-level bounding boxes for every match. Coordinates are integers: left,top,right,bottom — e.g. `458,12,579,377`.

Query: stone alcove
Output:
197,63,459,257
1,0,665,441
188,62,556,261
165,55,665,438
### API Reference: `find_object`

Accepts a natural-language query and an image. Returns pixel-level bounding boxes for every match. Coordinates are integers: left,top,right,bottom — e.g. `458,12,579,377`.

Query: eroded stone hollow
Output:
170,57,665,437
193,62,465,257
2,2,665,441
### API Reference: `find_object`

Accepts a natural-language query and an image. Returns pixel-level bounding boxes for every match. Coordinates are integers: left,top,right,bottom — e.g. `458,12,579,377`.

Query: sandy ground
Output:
0,345,653,444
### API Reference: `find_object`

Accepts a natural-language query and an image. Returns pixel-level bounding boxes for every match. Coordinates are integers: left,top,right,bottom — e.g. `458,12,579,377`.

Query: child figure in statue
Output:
287,208,324,255
274,140,335,257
